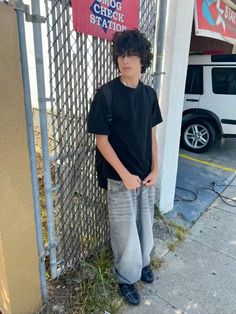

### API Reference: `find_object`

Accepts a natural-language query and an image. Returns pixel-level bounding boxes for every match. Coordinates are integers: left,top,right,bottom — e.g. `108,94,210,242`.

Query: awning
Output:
195,0,236,45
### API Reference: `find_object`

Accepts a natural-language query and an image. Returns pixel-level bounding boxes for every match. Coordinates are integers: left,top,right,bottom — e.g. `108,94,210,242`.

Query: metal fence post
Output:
31,0,58,279
14,1,47,302
153,0,167,94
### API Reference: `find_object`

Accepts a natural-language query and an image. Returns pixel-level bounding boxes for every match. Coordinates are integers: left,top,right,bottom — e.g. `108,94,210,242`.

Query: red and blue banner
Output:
71,0,139,40
195,0,236,44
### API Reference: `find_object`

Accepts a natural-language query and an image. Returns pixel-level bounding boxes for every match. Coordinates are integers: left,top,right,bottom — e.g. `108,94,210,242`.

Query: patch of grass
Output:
167,220,186,232
168,241,178,251
73,249,123,314
151,256,164,270
175,228,186,241
169,220,187,242
37,251,123,314
167,223,187,251
154,206,188,251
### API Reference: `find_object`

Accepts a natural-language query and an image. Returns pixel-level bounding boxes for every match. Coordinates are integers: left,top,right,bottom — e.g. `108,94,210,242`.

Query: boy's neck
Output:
120,76,140,88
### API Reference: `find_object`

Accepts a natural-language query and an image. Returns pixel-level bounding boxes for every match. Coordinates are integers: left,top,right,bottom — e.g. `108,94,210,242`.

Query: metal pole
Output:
15,3,47,302
153,0,168,95
31,0,58,279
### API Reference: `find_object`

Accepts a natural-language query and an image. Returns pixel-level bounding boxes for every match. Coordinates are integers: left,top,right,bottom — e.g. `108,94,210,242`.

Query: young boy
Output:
87,29,162,305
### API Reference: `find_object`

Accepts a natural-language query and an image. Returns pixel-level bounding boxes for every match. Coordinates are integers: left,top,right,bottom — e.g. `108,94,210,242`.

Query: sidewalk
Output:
120,177,236,314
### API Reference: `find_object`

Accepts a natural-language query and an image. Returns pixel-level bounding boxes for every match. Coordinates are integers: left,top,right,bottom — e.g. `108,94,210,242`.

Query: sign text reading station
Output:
225,5,236,24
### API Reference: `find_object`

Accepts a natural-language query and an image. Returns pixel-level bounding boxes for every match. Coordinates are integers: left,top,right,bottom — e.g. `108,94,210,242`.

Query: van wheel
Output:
181,119,216,153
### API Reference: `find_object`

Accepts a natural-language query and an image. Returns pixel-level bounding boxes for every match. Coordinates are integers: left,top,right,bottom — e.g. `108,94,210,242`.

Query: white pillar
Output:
233,45,236,53
157,0,195,213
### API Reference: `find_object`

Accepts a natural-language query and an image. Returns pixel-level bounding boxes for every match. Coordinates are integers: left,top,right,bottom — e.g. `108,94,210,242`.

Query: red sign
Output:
195,0,236,44
71,0,139,40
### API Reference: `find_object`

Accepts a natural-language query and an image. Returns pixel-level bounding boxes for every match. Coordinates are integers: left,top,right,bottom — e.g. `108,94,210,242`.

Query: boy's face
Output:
117,54,142,80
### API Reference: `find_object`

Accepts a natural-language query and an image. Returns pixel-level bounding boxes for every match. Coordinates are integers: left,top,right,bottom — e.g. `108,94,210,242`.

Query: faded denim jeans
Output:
107,179,155,284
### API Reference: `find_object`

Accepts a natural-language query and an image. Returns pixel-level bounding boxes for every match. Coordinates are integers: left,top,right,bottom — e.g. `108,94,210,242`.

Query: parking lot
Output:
166,138,236,226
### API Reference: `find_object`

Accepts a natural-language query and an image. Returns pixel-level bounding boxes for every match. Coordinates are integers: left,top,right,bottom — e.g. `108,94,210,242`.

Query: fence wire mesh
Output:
45,0,158,275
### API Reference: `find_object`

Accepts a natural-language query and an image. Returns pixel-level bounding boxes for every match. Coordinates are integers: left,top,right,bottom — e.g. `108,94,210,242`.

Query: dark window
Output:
211,55,236,62
212,68,236,95
185,65,203,94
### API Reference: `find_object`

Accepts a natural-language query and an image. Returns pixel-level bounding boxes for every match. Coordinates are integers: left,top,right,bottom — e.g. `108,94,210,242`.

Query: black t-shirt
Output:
87,77,163,181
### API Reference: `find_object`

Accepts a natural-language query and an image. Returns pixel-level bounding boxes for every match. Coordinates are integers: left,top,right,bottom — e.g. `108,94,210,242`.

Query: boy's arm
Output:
96,134,141,190
143,127,158,186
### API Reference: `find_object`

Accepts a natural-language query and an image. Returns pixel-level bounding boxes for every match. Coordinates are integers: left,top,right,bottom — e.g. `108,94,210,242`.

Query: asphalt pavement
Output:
168,139,236,227
120,176,236,314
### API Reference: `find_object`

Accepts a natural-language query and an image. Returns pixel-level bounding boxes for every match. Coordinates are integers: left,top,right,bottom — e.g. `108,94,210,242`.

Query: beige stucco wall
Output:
0,3,42,314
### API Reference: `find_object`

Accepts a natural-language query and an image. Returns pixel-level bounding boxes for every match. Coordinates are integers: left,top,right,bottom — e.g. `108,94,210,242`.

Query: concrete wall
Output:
0,4,42,313
158,0,195,213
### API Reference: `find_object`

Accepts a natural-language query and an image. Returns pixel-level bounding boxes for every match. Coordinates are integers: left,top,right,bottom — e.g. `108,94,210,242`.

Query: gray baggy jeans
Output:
107,179,155,284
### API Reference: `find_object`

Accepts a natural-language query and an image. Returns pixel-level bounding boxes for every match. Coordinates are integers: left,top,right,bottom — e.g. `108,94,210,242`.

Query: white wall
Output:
158,0,195,213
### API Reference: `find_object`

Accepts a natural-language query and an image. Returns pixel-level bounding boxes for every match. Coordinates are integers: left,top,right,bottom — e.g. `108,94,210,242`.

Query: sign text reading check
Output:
92,2,124,22
90,0,126,32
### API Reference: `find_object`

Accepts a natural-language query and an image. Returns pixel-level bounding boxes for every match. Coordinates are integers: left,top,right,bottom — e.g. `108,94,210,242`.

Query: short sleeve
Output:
151,90,163,127
87,89,110,135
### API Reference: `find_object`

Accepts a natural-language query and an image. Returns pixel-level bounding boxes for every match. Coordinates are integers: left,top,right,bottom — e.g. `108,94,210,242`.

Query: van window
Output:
211,55,236,62
185,65,203,94
212,68,236,95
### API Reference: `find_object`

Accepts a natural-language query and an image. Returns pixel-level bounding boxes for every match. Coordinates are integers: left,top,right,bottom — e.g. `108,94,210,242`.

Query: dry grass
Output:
37,250,123,314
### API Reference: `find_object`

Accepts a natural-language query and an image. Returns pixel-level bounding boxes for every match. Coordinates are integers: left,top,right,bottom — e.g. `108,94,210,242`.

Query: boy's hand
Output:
121,173,141,190
143,170,157,187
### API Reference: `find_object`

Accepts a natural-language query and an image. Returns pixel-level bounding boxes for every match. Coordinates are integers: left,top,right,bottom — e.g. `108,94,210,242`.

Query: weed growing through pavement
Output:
151,255,164,270
167,222,187,251
74,251,164,313
154,205,188,251
73,249,123,314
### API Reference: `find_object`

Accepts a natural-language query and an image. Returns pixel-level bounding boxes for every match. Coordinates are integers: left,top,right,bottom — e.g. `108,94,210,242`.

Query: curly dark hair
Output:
112,29,153,74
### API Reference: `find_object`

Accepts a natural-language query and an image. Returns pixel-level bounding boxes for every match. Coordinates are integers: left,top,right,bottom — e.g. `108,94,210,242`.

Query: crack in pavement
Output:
146,288,187,314
188,237,236,261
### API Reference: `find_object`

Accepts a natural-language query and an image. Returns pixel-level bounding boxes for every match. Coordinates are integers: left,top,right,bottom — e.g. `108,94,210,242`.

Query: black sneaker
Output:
118,283,140,305
141,265,154,283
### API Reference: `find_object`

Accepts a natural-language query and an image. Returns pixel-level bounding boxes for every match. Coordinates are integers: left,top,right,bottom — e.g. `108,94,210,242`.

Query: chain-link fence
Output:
45,0,158,276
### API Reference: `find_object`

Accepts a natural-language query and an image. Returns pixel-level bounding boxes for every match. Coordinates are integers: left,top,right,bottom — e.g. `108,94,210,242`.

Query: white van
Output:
181,54,236,153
